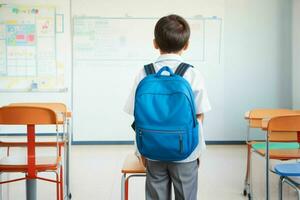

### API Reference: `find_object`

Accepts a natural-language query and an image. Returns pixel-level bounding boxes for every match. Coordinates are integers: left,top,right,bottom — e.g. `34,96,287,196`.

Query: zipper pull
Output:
139,130,142,145
139,130,142,137
179,135,183,153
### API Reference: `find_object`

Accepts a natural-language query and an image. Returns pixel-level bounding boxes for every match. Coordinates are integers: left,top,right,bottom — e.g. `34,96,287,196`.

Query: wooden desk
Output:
243,109,300,199
3,103,72,200
121,154,146,200
245,109,297,128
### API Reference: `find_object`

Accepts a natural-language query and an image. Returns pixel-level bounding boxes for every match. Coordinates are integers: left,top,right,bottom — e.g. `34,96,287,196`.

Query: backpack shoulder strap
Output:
175,62,193,77
144,63,156,76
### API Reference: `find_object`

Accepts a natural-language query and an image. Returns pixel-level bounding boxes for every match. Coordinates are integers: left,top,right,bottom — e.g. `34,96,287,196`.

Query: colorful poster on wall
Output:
0,4,64,91
6,24,36,46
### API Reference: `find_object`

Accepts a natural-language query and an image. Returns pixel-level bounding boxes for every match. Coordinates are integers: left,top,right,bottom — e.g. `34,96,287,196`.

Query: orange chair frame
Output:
0,106,64,200
261,114,300,200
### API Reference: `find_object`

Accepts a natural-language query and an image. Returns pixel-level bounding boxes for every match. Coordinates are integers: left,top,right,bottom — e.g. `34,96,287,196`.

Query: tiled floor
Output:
1,145,299,200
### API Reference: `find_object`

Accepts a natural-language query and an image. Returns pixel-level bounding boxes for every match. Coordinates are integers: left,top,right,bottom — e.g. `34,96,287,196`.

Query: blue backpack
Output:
133,63,199,161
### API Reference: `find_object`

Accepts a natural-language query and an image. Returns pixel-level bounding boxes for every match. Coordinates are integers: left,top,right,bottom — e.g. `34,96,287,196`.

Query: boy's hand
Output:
197,114,204,122
138,155,147,168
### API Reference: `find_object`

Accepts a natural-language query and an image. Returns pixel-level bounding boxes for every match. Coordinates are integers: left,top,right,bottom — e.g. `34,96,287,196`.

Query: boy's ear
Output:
183,41,189,51
153,39,159,49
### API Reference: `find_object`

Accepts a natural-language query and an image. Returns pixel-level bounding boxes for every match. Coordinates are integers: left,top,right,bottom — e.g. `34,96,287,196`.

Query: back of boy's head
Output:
154,14,190,53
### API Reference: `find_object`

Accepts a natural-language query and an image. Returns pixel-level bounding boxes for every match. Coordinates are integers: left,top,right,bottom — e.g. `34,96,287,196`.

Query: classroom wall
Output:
292,0,300,109
0,0,294,141
223,0,292,140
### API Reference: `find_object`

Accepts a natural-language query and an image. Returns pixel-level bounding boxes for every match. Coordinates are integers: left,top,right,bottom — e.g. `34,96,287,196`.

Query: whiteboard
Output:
73,16,223,141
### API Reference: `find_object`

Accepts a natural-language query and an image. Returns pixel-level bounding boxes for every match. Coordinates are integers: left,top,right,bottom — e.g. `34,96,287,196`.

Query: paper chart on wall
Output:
0,4,64,91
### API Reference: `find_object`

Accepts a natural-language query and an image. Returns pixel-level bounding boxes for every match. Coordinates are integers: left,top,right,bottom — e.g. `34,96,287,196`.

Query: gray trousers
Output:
145,159,199,200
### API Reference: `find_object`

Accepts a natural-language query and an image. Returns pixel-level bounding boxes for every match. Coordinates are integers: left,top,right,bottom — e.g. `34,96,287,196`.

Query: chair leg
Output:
121,174,126,200
6,174,9,200
248,148,254,199
244,144,251,195
60,166,64,200
279,177,283,200
56,172,60,200
282,177,300,200
125,178,129,200
0,173,2,200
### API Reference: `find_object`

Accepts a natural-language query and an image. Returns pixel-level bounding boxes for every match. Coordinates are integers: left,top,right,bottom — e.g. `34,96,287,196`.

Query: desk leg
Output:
66,144,70,199
244,126,251,197
26,179,36,200
121,174,126,200
66,119,71,199
0,173,2,200
265,132,270,200
249,148,254,200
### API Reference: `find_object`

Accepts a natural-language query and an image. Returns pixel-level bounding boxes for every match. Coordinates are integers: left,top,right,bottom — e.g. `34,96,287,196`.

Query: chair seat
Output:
0,156,61,172
251,142,300,151
121,154,146,174
275,163,300,177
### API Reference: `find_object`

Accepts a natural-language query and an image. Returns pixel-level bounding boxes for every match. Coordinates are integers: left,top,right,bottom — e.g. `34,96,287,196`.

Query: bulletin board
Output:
0,4,65,92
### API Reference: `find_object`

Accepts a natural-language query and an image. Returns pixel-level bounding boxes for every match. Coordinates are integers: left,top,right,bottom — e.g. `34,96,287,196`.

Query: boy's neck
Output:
160,50,183,56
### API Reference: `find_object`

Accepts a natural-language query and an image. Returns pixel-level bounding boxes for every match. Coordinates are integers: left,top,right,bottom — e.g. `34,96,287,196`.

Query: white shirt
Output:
124,54,211,162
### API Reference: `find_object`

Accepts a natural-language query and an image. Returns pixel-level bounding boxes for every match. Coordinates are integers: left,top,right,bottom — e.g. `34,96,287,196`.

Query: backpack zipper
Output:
139,130,143,148
139,128,183,134
138,128,184,154
179,134,183,153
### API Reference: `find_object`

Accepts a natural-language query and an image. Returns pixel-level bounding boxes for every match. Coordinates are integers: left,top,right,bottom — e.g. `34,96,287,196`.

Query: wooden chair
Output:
121,154,146,200
4,102,72,199
244,109,299,199
0,106,64,200
2,103,68,156
261,114,300,200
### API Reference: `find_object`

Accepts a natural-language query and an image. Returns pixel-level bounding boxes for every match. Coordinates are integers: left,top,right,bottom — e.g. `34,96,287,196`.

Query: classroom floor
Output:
1,144,299,200
70,145,246,200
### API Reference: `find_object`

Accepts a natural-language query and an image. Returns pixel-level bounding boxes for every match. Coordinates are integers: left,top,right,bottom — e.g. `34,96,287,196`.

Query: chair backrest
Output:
0,106,57,125
0,106,59,178
9,103,67,114
267,115,300,133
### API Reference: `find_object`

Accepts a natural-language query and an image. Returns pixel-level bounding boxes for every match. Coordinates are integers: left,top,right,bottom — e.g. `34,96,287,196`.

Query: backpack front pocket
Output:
136,128,190,161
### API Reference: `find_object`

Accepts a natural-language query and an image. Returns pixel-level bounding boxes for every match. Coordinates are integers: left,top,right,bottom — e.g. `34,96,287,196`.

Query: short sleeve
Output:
194,87,211,114
186,68,212,114
123,68,145,115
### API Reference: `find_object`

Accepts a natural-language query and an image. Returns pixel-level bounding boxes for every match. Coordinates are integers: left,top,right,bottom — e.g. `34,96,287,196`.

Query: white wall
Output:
293,0,300,108
223,0,292,140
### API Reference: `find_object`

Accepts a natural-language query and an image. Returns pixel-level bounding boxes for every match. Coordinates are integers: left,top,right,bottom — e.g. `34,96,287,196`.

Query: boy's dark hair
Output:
154,14,190,53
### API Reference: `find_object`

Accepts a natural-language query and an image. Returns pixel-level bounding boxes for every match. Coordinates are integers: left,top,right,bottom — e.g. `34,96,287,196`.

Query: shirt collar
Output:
155,54,183,63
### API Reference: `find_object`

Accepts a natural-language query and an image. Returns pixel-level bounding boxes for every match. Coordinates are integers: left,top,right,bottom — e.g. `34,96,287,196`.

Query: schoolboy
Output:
124,14,211,200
